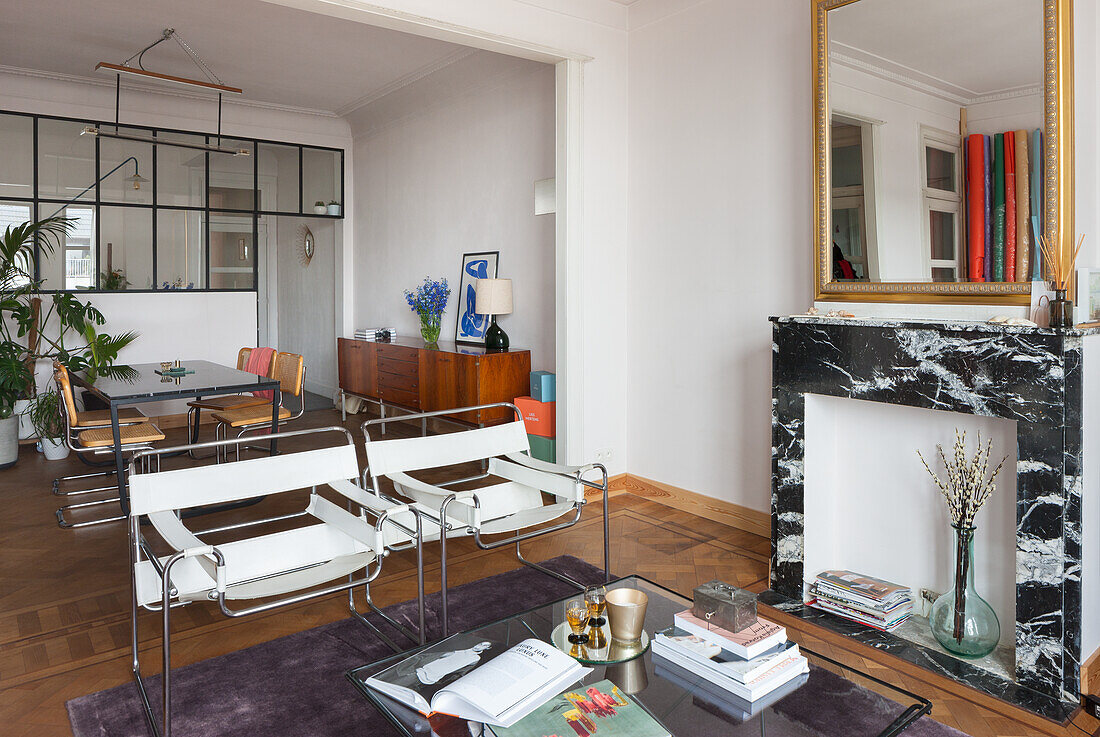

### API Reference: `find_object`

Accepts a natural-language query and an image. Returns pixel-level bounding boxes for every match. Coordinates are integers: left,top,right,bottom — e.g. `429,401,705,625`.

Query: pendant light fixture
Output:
86,28,249,156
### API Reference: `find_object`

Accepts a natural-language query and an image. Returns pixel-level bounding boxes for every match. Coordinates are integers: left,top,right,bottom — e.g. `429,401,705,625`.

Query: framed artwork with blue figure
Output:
455,251,499,346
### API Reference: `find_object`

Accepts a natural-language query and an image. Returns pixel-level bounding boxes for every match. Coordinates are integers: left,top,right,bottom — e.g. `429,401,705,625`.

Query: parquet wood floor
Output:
0,407,1094,736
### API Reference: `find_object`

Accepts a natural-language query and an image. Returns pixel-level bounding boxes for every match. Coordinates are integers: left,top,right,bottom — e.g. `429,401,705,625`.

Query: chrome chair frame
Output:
53,382,161,529
128,426,426,737
361,402,610,635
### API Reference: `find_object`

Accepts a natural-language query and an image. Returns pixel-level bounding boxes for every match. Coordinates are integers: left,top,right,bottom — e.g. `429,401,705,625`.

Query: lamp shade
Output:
475,278,513,316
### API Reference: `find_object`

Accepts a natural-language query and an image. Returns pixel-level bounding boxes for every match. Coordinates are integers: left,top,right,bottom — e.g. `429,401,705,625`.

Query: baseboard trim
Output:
1083,646,1100,696
608,473,770,538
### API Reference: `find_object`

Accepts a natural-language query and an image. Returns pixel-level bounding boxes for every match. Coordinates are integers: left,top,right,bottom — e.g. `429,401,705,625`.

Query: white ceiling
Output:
0,0,478,115
829,0,1043,98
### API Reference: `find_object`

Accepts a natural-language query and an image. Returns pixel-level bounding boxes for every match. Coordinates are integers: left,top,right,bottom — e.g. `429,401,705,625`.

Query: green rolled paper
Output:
992,132,1005,281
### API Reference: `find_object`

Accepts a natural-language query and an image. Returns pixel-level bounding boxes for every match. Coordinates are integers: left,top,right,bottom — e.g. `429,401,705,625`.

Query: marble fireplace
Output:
765,315,1097,719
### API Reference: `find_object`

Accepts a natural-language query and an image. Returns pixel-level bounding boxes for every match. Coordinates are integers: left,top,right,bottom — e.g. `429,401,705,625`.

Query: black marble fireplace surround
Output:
768,315,1092,719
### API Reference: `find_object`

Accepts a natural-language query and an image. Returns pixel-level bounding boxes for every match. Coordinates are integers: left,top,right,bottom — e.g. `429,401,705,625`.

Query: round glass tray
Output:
550,621,649,665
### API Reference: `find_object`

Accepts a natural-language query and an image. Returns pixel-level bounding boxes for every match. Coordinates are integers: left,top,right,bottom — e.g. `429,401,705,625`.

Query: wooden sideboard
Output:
337,337,532,426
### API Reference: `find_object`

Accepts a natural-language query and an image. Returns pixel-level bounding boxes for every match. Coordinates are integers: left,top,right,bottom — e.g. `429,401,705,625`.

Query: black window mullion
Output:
151,134,158,289
32,118,40,283
298,146,304,215
204,142,210,290
93,134,101,290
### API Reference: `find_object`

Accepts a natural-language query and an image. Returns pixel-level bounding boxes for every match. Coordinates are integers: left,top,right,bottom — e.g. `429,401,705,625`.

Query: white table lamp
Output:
475,278,513,351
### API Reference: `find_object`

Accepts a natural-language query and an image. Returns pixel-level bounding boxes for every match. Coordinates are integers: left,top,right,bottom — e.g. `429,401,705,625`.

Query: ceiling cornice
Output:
335,47,478,117
0,63,341,118
829,45,1042,107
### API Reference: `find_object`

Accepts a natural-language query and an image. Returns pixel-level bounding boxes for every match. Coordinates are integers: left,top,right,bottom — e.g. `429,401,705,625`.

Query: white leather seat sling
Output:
127,426,423,737
360,402,610,636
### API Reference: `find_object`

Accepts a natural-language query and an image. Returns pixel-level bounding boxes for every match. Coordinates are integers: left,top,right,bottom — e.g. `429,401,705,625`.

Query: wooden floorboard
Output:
0,406,1094,736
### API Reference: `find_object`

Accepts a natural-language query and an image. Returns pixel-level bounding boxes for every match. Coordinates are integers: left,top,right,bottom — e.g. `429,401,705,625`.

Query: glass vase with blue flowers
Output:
405,277,451,345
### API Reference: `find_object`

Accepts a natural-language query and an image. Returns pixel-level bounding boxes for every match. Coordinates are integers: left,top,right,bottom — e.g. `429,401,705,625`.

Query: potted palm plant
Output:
0,217,138,467
28,390,67,460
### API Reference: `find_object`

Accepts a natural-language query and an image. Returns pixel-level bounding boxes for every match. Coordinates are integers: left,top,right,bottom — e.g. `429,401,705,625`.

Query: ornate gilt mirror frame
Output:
813,0,1074,304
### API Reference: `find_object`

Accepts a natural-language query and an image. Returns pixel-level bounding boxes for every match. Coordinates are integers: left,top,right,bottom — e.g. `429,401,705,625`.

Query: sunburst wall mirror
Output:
297,225,315,266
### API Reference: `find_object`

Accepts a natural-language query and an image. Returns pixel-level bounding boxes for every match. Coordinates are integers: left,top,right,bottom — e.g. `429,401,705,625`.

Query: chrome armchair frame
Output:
128,426,426,737
361,403,610,635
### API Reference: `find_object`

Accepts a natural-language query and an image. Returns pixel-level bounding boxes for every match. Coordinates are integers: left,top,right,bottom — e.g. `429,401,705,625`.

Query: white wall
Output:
627,0,810,509
804,395,1017,644
265,0,629,470
275,216,338,398
350,53,558,371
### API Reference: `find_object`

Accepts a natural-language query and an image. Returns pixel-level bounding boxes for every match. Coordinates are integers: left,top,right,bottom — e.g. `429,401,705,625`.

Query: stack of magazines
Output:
651,610,809,706
807,570,911,631
354,327,397,341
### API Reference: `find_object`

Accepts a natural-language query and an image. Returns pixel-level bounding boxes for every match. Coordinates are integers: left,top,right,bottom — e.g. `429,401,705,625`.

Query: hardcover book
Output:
673,610,786,659
489,679,670,737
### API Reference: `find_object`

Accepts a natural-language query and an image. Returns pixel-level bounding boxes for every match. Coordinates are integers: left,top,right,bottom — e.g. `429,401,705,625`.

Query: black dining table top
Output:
73,360,279,402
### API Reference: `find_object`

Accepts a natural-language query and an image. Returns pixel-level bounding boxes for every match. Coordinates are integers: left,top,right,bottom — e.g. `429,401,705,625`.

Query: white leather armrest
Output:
503,452,608,487
387,472,478,527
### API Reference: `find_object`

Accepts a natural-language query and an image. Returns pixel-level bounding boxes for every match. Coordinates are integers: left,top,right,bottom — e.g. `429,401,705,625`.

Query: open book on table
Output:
364,633,590,728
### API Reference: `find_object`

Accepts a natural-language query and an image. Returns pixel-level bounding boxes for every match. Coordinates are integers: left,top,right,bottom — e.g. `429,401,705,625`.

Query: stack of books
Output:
651,610,808,706
354,327,397,341
807,570,911,631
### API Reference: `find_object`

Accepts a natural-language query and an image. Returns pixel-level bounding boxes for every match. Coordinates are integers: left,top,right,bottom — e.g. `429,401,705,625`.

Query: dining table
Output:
70,360,282,517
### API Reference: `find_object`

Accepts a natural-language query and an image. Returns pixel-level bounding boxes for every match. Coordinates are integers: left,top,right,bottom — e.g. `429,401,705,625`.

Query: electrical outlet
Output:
915,588,940,618
1083,694,1100,719
920,588,940,605
594,447,612,463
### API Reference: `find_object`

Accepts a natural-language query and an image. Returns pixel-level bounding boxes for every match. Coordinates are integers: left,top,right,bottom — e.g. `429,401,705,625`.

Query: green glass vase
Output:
929,525,1000,658
419,311,442,344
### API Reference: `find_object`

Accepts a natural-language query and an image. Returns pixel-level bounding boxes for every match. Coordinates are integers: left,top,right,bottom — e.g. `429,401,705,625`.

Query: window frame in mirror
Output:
812,0,1074,305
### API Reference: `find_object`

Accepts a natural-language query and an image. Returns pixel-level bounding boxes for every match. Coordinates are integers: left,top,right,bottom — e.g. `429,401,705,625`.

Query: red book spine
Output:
1004,131,1017,280
966,134,986,281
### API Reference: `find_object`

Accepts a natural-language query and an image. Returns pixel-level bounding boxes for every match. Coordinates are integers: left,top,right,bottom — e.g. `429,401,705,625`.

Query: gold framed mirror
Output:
813,0,1074,304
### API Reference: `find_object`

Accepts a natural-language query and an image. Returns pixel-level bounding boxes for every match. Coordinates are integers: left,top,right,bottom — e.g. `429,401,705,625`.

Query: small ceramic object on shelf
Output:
326,201,341,216
313,201,327,215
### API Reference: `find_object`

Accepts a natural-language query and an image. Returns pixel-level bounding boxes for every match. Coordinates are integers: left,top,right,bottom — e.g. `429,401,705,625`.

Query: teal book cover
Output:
490,679,669,737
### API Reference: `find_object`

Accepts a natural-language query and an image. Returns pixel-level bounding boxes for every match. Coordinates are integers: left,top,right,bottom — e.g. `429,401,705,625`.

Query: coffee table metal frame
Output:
348,575,932,737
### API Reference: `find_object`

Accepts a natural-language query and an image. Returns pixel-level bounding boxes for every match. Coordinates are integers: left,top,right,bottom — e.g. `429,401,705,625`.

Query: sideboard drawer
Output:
379,384,420,409
379,371,418,394
378,356,419,379
375,343,419,364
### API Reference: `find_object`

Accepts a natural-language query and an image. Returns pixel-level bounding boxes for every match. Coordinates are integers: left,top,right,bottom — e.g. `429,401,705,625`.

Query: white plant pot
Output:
326,204,341,216
0,416,18,469
313,205,327,215
41,436,70,461
14,399,33,440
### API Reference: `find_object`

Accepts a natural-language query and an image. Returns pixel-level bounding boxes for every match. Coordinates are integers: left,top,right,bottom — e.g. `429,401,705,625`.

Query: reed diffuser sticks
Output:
1038,233,1085,291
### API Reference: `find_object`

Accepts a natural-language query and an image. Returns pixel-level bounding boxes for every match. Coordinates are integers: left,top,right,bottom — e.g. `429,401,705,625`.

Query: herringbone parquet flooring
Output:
0,407,1095,736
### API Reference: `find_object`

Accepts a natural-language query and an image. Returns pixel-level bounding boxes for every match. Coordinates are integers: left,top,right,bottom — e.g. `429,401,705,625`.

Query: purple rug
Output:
67,558,967,737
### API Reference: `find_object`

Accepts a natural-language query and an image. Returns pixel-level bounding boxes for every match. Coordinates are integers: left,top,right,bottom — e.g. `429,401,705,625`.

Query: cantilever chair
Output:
208,351,306,461
361,403,609,635
127,426,424,737
185,346,278,449
53,363,166,529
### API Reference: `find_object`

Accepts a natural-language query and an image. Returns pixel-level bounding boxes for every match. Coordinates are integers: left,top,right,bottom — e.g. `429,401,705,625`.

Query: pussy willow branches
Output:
918,429,1007,529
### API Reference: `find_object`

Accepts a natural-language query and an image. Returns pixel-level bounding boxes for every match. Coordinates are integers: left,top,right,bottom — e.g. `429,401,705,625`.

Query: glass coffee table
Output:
347,576,931,737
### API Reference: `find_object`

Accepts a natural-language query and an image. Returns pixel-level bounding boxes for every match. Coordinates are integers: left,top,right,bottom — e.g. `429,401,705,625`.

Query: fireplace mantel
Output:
768,315,1095,716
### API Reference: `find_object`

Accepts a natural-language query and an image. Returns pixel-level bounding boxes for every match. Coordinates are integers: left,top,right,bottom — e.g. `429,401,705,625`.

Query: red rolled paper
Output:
966,134,986,281
1004,131,1017,280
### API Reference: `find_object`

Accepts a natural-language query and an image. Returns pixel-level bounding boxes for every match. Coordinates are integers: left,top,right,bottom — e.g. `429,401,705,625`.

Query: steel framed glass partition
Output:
0,109,344,293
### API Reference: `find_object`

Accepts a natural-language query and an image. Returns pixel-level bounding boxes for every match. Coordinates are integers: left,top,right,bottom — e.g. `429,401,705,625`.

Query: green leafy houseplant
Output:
98,268,129,291
28,390,64,440
0,217,139,467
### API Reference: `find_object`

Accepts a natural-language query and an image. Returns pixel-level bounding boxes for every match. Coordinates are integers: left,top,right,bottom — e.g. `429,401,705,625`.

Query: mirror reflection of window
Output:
831,119,873,281
922,129,962,282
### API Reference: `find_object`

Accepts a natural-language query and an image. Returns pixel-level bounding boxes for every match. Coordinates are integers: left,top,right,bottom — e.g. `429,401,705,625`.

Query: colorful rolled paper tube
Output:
984,136,992,282
966,134,986,281
1004,131,1016,280
992,132,1005,282
1031,129,1043,280
1015,130,1030,280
